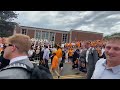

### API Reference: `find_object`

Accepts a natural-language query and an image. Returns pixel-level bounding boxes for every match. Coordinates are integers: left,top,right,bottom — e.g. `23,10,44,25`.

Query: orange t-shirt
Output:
51,55,58,69
68,49,73,56
56,48,62,58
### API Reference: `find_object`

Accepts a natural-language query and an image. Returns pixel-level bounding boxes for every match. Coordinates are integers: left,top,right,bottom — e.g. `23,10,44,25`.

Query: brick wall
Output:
68,32,70,43
27,29,35,38
71,31,103,42
15,26,103,44
55,33,62,44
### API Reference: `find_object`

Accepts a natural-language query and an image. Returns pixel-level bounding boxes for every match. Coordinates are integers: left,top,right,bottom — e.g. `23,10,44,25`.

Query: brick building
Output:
14,25,103,44
69,29,103,42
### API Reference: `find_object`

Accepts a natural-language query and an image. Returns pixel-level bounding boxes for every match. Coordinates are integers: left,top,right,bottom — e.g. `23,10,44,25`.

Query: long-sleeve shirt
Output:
43,48,50,60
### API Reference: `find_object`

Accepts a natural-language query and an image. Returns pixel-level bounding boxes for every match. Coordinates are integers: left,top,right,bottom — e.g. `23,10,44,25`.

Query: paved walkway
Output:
53,62,86,79
31,60,86,79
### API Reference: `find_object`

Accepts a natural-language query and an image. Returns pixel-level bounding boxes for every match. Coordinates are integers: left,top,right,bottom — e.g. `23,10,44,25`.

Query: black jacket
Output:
0,51,10,69
73,51,80,62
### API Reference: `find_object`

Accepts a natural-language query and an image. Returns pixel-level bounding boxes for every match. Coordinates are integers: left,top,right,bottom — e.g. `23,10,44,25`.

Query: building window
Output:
50,32,55,41
42,31,49,40
36,32,41,39
22,29,27,35
62,34,67,43
45,32,49,39
42,31,45,40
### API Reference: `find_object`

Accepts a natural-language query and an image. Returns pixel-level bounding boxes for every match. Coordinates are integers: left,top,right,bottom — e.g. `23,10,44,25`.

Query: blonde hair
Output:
7,34,31,54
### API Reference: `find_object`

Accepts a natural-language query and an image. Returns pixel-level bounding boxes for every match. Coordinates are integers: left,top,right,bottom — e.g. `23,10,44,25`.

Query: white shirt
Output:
41,47,44,51
10,56,28,64
28,50,34,56
91,59,120,79
0,44,3,48
86,47,92,63
43,48,50,60
65,52,68,59
101,48,105,55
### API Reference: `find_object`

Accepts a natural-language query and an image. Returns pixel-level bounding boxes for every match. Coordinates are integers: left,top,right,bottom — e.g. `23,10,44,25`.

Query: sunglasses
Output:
3,44,14,49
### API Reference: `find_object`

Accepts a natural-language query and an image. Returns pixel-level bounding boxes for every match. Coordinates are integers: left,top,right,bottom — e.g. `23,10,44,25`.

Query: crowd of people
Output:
0,34,120,79
25,38,107,79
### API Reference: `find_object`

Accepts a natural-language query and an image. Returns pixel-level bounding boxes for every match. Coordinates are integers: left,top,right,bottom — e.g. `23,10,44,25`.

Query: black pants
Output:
44,59,49,69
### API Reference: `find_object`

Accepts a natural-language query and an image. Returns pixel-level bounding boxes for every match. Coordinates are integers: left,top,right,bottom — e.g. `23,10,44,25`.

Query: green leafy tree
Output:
104,35,111,39
111,32,120,36
0,11,18,37
104,32,120,40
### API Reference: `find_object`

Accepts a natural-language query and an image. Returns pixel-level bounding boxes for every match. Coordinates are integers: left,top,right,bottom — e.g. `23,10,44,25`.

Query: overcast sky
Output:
13,11,120,36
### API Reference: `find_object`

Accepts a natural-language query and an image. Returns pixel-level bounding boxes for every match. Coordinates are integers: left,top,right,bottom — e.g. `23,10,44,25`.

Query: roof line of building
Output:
20,25,68,33
20,25,103,35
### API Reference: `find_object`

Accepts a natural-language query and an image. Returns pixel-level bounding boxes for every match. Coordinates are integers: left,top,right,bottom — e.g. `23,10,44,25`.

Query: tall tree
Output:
104,32,120,40
103,35,111,39
0,11,18,37
111,32,120,36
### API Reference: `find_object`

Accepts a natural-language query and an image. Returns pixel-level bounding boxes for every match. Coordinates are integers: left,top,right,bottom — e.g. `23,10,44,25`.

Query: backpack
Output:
26,64,53,79
2,63,53,79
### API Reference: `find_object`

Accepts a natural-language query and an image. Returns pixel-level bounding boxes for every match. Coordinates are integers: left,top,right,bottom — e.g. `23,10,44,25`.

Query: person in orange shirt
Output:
56,46,62,63
69,43,72,48
77,41,81,48
50,51,60,79
68,48,74,63
56,46,62,73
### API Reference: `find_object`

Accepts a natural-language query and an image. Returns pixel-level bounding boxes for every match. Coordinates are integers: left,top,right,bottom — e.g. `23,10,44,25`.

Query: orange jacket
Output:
51,55,59,69
56,48,62,58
